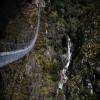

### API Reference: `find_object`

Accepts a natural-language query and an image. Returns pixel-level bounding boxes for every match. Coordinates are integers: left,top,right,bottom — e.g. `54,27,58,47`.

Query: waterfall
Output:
57,36,72,94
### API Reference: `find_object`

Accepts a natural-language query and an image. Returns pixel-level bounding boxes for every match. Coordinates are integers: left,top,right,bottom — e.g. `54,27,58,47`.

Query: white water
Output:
57,36,72,93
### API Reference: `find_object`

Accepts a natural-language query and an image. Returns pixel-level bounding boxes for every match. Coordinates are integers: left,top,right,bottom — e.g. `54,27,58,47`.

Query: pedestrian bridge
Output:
0,8,40,68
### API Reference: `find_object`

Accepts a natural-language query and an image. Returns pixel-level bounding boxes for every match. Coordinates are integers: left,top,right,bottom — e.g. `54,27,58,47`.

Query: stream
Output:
57,36,72,94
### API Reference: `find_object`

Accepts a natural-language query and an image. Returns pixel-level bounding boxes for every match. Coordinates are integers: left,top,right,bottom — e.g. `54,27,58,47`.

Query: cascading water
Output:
57,36,72,94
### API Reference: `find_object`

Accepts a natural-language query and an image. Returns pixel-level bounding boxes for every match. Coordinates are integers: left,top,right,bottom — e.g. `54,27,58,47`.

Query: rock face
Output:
0,0,37,52
0,0,100,100
0,0,32,33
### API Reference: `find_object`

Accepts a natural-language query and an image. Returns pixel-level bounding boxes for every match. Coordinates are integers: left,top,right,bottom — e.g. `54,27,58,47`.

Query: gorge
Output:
0,0,100,100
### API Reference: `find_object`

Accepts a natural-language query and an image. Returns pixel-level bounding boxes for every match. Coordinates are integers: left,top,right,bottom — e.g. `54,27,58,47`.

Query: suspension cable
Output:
0,7,41,68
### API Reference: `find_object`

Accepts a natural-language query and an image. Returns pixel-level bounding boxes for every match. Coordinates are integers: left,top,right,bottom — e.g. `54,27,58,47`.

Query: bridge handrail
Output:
0,8,40,68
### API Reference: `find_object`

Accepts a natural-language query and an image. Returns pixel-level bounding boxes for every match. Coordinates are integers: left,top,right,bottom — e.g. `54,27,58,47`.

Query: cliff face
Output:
0,0,27,37
0,0,100,100
0,0,36,52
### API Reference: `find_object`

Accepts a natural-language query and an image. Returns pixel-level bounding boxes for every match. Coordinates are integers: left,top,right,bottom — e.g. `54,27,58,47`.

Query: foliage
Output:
0,0,100,100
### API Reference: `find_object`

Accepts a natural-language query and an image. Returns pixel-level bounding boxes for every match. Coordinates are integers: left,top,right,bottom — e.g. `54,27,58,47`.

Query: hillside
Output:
0,0,100,100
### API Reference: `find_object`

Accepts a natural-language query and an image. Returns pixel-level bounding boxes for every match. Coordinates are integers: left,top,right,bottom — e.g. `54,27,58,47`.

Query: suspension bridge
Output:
0,8,41,68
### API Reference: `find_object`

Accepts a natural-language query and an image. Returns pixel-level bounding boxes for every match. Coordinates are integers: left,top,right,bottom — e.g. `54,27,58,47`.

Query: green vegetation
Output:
0,0,100,100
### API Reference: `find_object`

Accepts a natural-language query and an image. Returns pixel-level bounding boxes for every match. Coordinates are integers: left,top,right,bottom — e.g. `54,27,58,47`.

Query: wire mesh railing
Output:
0,7,41,68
